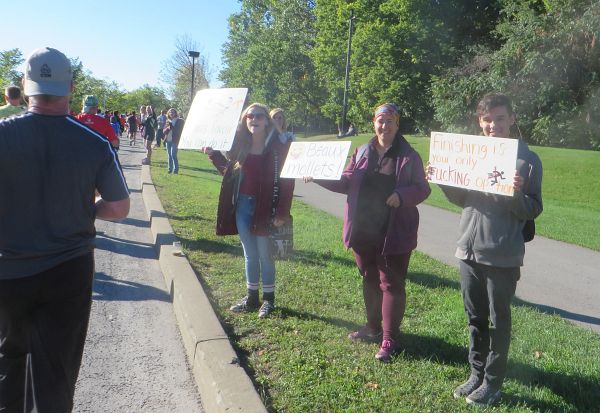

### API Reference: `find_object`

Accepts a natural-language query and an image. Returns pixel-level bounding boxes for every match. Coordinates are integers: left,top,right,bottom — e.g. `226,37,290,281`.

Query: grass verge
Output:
150,148,600,413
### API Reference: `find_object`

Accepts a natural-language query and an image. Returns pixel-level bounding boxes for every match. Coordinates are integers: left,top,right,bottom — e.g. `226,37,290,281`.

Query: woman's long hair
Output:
227,103,275,169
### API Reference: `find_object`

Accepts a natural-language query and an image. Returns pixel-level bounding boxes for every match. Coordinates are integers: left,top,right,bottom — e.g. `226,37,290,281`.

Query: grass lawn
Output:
150,148,600,413
302,133,600,252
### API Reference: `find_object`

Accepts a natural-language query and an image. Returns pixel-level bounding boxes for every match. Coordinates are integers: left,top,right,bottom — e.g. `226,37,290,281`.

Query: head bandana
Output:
373,103,400,125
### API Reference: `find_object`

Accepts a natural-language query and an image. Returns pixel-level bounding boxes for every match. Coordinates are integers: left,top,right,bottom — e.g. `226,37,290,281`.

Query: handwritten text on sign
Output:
280,141,352,180
427,132,519,196
178,88,248,151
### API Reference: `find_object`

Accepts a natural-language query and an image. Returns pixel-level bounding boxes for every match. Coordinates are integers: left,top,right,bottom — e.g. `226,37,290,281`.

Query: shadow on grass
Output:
152,160,219,176
179,165,221,175
167,214,212,223
506,361,600,412
291,248,355,268
409,271,460,290
400,332,468,366
178,236,241,256
277,307,358,332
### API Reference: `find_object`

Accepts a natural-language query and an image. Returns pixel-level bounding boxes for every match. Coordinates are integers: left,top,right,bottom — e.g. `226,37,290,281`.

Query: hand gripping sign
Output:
178,88,248,151
280,141,352,180
427,132,519,196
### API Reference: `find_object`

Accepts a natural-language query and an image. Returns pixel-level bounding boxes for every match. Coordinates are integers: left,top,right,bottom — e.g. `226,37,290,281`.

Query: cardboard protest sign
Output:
178,88,247,151
427,132,519,196
280,141,352,180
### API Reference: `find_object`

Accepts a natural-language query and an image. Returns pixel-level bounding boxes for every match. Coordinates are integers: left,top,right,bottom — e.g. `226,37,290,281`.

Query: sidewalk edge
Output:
140,165,268,413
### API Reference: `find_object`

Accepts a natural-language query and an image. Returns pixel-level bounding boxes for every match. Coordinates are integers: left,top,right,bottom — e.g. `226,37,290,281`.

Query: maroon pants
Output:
353,248,411,341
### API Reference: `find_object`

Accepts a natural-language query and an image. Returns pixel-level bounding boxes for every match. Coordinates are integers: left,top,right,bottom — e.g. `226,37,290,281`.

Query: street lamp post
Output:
188,50,200,103
340,10,355,137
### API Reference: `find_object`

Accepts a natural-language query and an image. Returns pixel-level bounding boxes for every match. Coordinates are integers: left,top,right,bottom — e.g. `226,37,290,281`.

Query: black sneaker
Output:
466,383,501,407
453,375,483,399
230,296,259,313
258,301,274,318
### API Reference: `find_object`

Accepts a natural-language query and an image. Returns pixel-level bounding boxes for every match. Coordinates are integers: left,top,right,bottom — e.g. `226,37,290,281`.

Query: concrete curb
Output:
140,166,267,413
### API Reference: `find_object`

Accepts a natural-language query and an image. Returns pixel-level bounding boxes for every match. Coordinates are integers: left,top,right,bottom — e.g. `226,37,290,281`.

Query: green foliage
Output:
294,0,500,132
220,0,328,133
432,0,600,149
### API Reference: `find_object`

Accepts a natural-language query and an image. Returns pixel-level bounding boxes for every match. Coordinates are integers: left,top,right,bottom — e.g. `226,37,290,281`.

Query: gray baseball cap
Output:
23,47,72,97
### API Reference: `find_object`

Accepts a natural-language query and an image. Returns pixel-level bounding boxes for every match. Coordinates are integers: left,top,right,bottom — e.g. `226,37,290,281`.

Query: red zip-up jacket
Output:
209,133,294,236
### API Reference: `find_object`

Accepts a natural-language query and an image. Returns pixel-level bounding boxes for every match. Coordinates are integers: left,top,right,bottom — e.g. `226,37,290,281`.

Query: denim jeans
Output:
166,141,178,173
235,194,275,293
459,260,520,388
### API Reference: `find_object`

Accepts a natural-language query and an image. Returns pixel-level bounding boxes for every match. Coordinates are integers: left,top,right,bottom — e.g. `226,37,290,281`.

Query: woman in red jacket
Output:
202,103,294,318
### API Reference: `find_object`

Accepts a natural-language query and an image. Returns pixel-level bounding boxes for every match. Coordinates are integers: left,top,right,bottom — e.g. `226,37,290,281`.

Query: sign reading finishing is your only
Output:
427,132,519,197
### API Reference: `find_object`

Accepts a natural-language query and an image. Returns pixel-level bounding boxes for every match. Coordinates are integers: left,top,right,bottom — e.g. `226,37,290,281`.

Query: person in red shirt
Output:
75,95,119,150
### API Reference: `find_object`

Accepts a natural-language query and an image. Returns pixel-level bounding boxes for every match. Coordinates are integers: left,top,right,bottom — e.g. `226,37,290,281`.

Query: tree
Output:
122,86,171,114
220,0,327,134
312,0,501,133
161,35,210,117
432,0,600,149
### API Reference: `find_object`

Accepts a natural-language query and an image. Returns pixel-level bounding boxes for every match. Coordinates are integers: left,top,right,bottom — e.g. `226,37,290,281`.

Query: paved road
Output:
74,144,203,412
294,180,600,334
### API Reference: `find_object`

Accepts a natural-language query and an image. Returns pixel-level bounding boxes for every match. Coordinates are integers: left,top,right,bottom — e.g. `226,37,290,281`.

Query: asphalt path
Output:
73,143,203,412
293,180,600,334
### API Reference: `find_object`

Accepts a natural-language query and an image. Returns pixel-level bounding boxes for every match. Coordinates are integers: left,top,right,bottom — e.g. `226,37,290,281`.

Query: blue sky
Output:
0,0,242,91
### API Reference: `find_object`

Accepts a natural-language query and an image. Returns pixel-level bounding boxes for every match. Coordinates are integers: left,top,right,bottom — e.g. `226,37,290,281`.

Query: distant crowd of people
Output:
0,45,543,411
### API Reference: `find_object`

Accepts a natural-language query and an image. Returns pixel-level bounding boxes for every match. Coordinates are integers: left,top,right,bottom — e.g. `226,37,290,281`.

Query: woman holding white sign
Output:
304,103,431,362
202,103,294,319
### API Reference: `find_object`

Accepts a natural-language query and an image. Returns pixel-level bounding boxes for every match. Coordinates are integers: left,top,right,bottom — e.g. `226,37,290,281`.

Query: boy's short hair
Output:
476,94,514,116
5,85,21,100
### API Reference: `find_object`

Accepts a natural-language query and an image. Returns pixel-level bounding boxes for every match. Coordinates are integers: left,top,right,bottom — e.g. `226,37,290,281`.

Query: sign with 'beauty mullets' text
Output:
280,141,352,180
427,132,519,196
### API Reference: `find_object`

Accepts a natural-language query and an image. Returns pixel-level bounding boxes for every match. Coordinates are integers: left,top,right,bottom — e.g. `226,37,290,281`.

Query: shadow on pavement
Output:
514,300,600,327
93,272,171,302
410,270,600,329
116,217,150,228
95,234,156,259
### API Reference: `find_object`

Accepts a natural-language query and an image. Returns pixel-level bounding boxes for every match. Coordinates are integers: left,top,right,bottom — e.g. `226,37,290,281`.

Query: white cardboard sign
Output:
427,132,519,196
178,88,248,151
280,141,352,180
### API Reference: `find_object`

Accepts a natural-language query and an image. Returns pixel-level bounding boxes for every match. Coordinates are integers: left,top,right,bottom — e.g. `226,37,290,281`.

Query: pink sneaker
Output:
375,339,398,363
